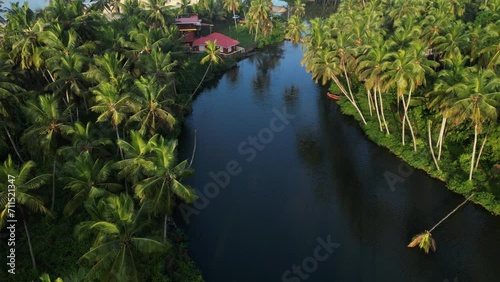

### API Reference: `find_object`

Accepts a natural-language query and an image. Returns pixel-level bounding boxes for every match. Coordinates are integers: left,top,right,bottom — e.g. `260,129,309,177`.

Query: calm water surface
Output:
177,42,500,282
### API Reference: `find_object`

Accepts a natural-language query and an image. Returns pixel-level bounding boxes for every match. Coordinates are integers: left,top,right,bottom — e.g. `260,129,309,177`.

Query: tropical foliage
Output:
300,0,500,213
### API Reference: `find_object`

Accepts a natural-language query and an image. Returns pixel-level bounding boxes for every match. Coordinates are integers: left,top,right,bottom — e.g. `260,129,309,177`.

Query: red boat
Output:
327,92,340,100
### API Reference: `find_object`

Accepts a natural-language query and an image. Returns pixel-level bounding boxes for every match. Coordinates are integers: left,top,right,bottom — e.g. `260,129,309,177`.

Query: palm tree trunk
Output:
51,159,56,211
429,193,474,233
367,88,373,116
3,124,24,163
378,85,390,134
475,125,490,169
233,7,238,29
66,89,73,123
428,121,440,171
184,62,212,108
469,123,478,180
331,75,367,124
255,21,259,41
402,89,417,151
401,95,406,145
372,87,383,131
163,215,168,242
436,117,446,161
21,209,36,270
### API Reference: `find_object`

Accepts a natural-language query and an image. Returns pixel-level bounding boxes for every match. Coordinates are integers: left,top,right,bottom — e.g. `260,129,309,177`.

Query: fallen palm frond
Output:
408,231,436,253
408,193,474,254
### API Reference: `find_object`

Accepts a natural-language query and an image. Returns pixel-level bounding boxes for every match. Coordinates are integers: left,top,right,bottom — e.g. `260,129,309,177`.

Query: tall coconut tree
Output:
128,76,177,136
0,156,50,270
75,193,168,281
285,15,306,45
114,130,157,185
247,0,272,41
91,82,133,159
134,137,197,241
445,68,500,180
223,0,241,28
22,94,69,211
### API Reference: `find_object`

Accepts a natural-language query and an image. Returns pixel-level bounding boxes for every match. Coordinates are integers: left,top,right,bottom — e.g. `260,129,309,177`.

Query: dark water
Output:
177,42,500,282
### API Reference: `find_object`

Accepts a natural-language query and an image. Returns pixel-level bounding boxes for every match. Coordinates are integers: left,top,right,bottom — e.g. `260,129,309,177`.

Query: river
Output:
177,42,500,282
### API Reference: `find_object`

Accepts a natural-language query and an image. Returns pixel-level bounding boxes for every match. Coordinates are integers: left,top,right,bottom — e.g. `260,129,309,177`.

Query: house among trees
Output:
192,32,241,55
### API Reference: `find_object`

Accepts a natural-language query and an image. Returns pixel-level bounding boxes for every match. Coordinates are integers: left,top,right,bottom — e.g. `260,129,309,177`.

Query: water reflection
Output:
283,84,299,108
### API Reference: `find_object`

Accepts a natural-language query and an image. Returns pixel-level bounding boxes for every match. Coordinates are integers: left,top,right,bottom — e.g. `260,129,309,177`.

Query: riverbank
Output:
335,92,500,215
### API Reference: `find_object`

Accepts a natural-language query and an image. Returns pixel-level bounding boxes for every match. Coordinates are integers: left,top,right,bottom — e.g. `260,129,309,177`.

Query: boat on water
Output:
327,92,340,100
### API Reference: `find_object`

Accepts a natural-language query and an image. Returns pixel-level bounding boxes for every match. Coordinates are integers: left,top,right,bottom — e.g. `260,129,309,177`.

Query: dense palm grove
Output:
292,0,500,212
0,0,285,281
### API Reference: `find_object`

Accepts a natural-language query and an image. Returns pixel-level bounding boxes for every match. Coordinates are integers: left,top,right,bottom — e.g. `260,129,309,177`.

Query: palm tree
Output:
433,21,469,61
290,0,305,18
90,82,133,159
4,7,46,70
0,52,25,162
75,193,168,281
357,34,393,134
58,121,113,158
285,15,305,45
0,156,50,270
445,68,499,180
86,51,131,91
142,0,174,30
22,94,69,211
134,137,197,241
136,48,177,85
114,130,157,185
223,0,241,28
60,152,121,216
247,0,272,41
184,40,223,107
427,54,468,160
128,76,177,136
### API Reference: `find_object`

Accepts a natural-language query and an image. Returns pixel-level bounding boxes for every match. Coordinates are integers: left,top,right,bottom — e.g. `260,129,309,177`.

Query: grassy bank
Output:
335,89,500,215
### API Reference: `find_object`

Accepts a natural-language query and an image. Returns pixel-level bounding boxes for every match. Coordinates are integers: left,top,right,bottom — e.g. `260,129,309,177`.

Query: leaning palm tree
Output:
184,40,223,107
409,193,475,254
0,156,50,270
75,193,168,281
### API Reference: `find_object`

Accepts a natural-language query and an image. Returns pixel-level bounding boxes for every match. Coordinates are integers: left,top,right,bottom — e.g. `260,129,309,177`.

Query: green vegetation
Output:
299,0,500,213
0,0,284,281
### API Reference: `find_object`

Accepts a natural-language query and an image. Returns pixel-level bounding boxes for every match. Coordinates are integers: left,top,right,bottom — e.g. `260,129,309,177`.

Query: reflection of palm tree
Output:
296,131,323,167
284,84,299,108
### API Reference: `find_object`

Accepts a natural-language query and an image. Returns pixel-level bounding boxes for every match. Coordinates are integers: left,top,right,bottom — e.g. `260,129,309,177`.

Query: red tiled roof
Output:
192,33,240,48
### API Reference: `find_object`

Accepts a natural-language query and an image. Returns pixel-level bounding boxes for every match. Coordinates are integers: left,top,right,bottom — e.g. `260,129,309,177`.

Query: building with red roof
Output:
192,32,241,55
